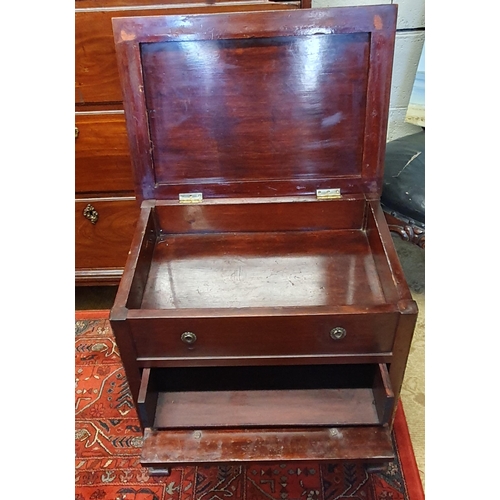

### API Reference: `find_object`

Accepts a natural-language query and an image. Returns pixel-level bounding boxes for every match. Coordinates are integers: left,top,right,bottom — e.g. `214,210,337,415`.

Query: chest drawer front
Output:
76,2,300,105
129,313,399,362
76,198,139,269
76,113,134,193
76,0,299,7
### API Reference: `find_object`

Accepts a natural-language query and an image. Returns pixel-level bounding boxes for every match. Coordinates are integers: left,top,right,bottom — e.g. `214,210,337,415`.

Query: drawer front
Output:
129,313,399,361
76,3,300,105
75,113,134,193
76,198,139,270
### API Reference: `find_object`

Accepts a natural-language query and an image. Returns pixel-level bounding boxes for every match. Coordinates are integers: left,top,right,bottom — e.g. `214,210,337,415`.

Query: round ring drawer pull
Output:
330,327,346,340
181,331,197,344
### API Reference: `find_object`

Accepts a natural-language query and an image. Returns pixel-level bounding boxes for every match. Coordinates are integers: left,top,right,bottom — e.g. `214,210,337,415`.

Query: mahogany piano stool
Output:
109,5,418,475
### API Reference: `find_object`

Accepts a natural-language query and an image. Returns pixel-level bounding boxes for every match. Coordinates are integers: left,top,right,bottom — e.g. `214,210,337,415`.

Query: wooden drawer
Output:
75,2,301,105
75,198,139,271
137,363,395,465
76,0,301,8
137,363,395,429
129,313,398,364
75,113,134,194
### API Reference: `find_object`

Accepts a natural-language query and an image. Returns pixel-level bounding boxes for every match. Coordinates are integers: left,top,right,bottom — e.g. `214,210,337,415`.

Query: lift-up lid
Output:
113,6,397,201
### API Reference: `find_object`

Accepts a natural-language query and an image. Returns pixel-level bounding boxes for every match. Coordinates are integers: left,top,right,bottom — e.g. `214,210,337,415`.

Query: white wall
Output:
311,0,425,141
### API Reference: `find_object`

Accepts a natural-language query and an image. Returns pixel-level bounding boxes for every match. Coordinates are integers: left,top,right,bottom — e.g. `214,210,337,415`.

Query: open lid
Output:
113,6,397,201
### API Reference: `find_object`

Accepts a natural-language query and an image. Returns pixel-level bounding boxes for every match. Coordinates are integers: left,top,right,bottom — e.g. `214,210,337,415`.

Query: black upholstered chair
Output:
382,130,425,249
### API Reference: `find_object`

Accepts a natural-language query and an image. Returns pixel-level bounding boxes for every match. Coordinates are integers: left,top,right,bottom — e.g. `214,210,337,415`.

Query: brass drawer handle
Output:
330,327,346,340
75,126,79,139
83,204,99,224
181,332,197,345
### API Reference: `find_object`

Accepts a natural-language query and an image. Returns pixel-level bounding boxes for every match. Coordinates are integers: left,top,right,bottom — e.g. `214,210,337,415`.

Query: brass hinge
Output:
179,192,203,204
316,188,341,200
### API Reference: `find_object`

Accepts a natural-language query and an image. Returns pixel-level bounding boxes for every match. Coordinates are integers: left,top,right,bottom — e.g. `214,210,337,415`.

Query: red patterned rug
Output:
75,311,424,500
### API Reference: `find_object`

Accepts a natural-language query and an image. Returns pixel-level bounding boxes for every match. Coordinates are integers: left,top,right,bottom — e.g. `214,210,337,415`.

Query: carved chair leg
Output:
384,212,425,249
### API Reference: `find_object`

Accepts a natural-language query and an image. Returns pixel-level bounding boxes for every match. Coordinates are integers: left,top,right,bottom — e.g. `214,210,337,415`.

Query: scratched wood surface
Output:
140,229,384,309
140,426,394,465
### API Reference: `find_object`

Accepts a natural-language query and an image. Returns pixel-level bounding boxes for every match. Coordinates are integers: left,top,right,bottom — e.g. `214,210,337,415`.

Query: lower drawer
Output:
75,198,139,281
136,363,394,465
137,363,394,429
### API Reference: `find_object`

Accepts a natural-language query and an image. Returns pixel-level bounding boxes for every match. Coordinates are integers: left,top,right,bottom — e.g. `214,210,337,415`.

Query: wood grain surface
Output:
75,113,135,193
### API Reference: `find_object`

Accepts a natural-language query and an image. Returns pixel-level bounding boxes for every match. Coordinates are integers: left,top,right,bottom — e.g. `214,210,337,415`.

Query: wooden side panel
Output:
389,300,418,410
124,212,158,309
372,363,394,425
366,202,417,417
109,317,143,411
112,203,157,310
365,201,409,303
137,368,159,428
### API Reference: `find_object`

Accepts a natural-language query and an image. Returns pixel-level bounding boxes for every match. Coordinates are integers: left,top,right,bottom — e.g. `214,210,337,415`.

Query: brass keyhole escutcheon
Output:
330,327,346,340
83,204,99,224
181,331,197,345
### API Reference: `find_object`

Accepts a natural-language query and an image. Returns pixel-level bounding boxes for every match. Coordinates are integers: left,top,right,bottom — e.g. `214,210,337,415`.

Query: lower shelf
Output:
140,426,394,466
136,363,395,466
154,388,379,427
137,363,394,429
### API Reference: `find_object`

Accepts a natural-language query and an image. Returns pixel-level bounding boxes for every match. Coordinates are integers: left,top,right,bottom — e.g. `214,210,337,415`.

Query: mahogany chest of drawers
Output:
110,5,418,472
75,0,309,285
